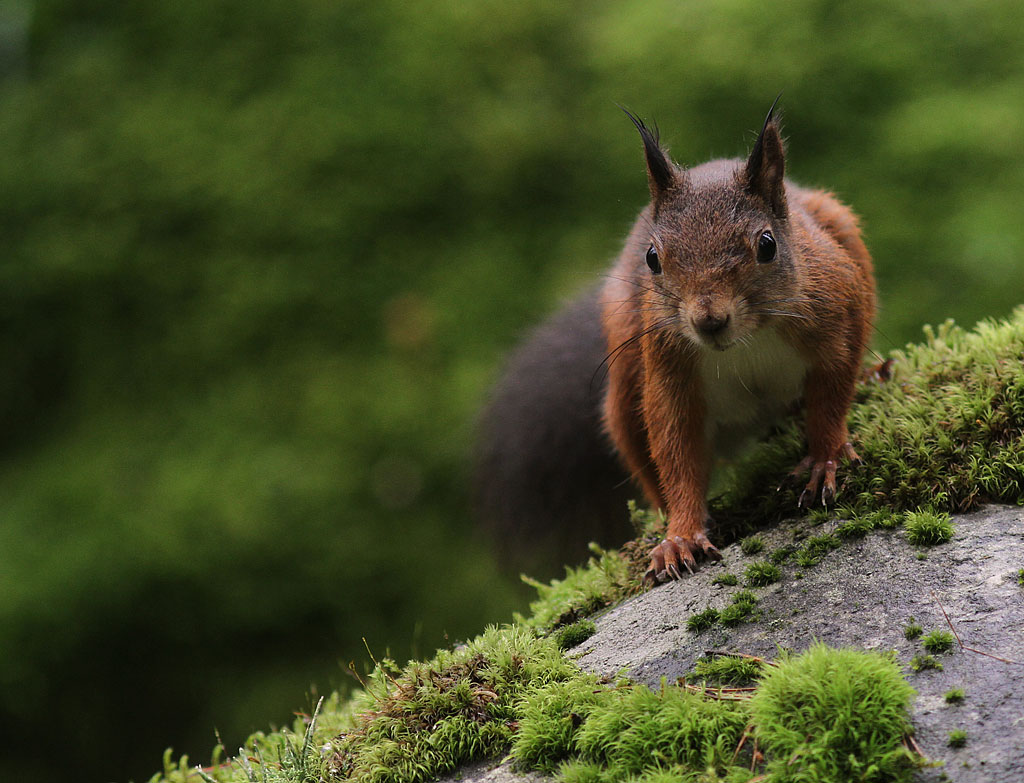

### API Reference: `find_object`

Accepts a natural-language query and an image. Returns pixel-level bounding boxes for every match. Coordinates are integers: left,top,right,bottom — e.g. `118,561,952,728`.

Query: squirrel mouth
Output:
696,334,734,352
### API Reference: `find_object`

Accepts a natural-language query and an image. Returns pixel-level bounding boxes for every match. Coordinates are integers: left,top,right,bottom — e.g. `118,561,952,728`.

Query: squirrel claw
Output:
791,444,862,508
644,532,718,587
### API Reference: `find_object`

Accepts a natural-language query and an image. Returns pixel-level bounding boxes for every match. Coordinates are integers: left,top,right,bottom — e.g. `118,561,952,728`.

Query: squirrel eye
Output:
757,231,777,263
645,244,662,274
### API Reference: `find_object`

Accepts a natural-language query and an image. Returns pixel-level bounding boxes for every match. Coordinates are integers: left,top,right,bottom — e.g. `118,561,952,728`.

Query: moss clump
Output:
511,678,749,780
327,626,580,783
944,688,965,704
692,654,764,685
835,516,874,539
567,684,748,778
1017,567,1024,586
947,729,967,748
686,607,721,634
158,642,923,783
720,591,758,627
519,545,634,631
555,620,597,650
712,573,739,587
745,561,782,587
921,630,956,654
910,654,943,672
903,621,923,640
750,643,919,783
740,536,765,555
793,534,841,568
507,674,607,774
904,510,955,545
768,545,795,564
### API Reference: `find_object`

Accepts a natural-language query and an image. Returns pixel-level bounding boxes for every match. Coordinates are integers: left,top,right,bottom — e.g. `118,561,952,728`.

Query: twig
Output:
905,733,925,757
731,726,752,764
682,683,753,701
931,590,1023,665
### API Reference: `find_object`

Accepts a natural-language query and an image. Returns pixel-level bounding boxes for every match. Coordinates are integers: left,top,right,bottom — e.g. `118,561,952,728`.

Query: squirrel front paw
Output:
785,442,863,507
644,532,722,586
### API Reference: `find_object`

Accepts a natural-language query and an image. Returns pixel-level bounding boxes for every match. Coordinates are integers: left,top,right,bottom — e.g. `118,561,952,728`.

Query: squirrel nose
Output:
693,313,730,337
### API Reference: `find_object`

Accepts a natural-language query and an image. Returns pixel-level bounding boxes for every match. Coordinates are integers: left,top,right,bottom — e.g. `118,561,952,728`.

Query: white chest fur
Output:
698,329,809,457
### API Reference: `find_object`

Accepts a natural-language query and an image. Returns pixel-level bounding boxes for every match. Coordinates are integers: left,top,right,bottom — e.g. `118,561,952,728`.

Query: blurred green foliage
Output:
1,1,1023,782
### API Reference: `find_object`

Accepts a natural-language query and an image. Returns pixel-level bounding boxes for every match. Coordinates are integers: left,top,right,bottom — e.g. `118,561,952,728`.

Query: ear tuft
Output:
744,97,787,218
621,107,676,198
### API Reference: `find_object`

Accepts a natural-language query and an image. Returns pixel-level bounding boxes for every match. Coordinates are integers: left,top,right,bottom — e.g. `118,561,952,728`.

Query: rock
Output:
573,505,1024,783
445,505,1024,782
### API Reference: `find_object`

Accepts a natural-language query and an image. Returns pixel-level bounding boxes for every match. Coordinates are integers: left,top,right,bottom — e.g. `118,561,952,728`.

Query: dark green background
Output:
1,1,1022,781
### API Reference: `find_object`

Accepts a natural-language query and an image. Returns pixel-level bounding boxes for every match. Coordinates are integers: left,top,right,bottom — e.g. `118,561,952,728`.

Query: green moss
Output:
327,626,580,783
904,510,955,545
947,729,967,748
686,608,721,634
835,516,874,539
869,509,902,530
555,620,597,651
909,654,943,672
944,688,965,704
740,536,765,555
507,675,606,774
903,621,923,640
627,500,664,538
751,643,919,782
712,312,1024,524
719,591,758,627
768,545,795,564
793,534,841,568
692,655,764,685
518,546,634,631
712,573,740,587
1017,568,1024,586
806,508,832,526
921,630,956,654
745,562,782,587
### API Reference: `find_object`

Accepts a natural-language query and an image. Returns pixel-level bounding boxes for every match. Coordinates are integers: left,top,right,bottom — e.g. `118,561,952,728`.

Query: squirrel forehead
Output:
652,189,770,253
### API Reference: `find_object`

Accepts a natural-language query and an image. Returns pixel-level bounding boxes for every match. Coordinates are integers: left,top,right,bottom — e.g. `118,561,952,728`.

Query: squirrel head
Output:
625,103,799,352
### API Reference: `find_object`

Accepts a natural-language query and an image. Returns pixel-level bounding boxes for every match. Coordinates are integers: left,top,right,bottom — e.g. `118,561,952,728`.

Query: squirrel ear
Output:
621,108,677,199
744,100,787,218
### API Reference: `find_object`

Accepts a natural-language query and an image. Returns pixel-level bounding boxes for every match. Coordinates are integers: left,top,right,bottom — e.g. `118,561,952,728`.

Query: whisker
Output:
589,315,679,392
602,274,683,305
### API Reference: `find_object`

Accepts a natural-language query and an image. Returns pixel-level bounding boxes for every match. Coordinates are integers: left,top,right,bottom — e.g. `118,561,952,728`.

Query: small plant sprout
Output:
686,608,720,633
904,509,955,545
794,534,841,568
720,590,758,627
910,654,943,672
745,561,782,587
947,729,967,748
740,536,765,555
921,630,955,654
903,620,923,640
944,688,965,704
554,620,597,650
835,516,873,539
712,573,739,587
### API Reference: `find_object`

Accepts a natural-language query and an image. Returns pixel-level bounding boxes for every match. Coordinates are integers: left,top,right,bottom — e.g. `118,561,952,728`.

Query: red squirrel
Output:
475,105,875,584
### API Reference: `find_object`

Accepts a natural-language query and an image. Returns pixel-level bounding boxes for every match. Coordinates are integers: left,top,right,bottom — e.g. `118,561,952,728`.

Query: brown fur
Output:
603,109,876,582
